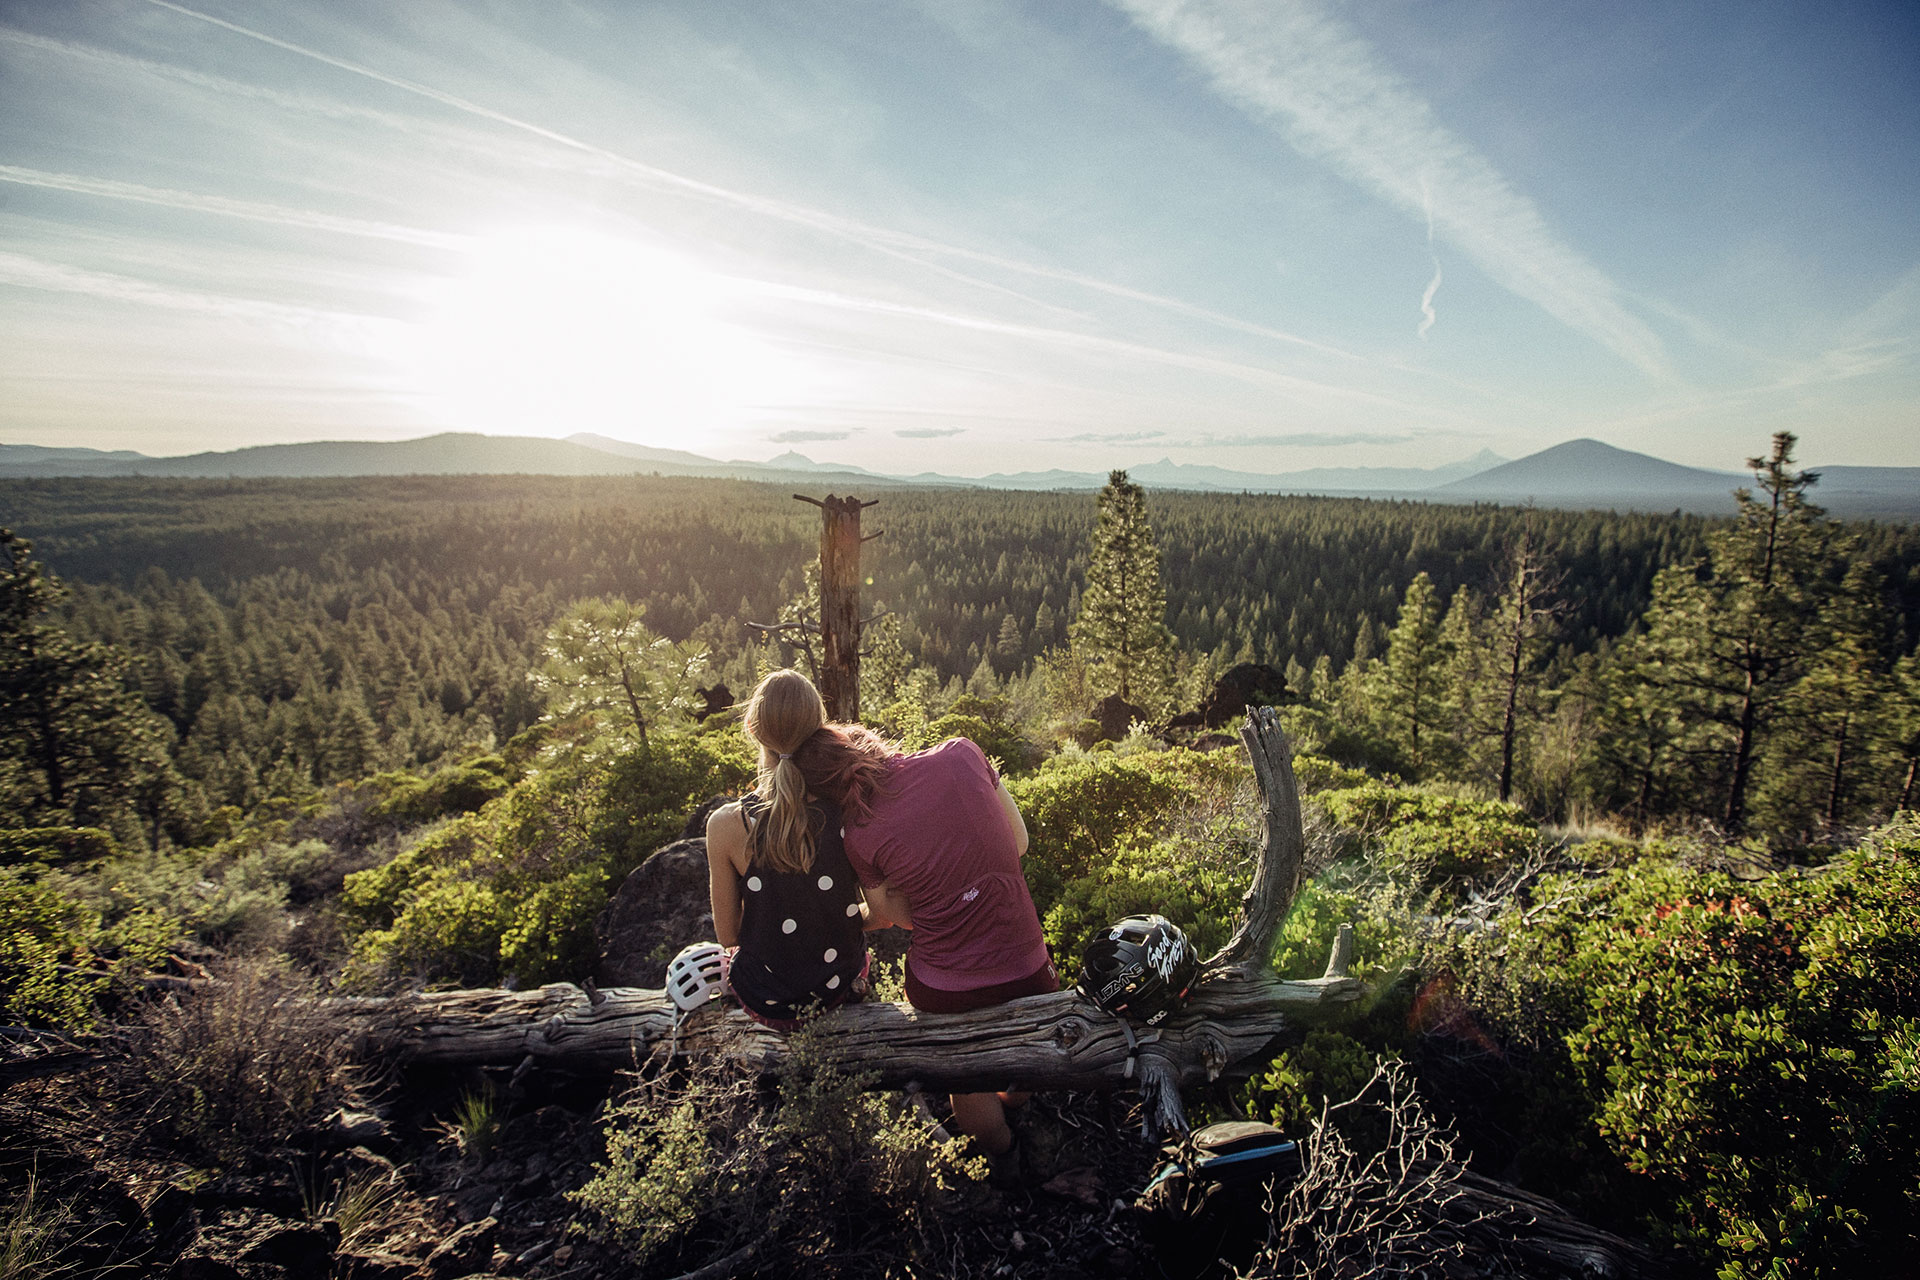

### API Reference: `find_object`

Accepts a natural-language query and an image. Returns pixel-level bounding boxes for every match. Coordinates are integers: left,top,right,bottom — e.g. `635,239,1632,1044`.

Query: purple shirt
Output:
843,738,1049,991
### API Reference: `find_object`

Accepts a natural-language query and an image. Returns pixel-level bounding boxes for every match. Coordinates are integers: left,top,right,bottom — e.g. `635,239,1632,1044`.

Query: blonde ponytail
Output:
742,670,829,874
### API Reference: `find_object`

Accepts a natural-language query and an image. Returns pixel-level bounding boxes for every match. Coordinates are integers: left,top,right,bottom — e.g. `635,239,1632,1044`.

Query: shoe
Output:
984,1131,1025,1190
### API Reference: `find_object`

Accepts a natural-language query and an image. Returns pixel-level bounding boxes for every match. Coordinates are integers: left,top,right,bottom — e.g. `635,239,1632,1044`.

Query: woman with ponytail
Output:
705,669,871,1030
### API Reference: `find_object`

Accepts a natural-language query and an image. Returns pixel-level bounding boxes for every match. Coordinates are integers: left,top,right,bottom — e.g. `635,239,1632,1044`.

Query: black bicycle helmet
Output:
1077,913,1199,1026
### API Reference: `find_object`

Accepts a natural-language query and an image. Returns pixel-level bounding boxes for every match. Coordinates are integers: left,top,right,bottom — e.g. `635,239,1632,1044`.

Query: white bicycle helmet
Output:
665,942,728,1013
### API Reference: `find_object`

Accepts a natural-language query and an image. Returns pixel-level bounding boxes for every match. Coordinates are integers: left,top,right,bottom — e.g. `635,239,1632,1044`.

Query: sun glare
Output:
409,227,803,444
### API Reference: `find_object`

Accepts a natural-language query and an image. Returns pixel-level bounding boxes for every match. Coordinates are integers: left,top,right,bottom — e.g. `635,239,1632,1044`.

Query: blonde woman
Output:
705,669,870,1029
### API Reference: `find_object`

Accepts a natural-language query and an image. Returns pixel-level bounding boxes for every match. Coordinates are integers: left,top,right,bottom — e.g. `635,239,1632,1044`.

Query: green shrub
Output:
1011,748,1244,907
0,827,117,868
1565,825,1920,1276
1268,873,1418,984
340,732,751,989
1415,821,1920,1275
0,868,106,1029
1042,840,1240,970
1318,782,1537,880
344,877,508,989
0,867,172,1029
592,733,754,882
917,712,1035,776
367,755,514,825
1241,1028,1384,1133
1290,754,1371,794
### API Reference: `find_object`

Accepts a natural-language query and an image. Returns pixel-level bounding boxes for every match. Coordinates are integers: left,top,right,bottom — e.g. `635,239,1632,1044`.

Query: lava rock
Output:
593,838,716,987
1091,693,1150,744
1169,662,1289,730
240,1222,339,1278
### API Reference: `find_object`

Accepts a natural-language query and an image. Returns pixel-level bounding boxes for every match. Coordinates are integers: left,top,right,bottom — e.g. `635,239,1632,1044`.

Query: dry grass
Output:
114,954,361,1164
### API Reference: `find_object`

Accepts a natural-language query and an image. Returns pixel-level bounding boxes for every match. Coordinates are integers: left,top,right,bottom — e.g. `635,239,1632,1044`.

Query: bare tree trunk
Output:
1824,710,1850,831
797,494,876,722
1725,659,1760,831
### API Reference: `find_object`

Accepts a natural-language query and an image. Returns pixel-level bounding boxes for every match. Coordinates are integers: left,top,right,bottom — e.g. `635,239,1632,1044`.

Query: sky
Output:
2,0,1917,477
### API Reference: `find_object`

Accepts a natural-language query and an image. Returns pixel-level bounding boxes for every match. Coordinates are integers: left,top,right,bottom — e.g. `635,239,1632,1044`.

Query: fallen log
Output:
346,708,1337,1134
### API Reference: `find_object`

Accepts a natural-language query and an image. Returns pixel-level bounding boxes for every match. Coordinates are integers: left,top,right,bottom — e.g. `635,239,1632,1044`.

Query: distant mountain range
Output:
2,432,1914,519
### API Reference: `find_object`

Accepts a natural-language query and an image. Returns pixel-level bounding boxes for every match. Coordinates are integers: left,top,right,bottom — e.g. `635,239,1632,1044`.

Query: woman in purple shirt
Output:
776,671,1057,1157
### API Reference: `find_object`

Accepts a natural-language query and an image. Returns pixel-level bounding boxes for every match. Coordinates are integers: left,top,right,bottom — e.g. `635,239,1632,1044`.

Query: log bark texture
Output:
346,708,1335,1132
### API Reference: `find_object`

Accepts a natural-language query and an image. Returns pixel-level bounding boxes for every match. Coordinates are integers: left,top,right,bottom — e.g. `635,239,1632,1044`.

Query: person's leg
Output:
949,1091,1013,1154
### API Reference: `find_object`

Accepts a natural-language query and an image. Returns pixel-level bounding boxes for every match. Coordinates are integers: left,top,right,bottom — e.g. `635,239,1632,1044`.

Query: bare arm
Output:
861,882,913,932
996,778,1029,857
705,804,749,948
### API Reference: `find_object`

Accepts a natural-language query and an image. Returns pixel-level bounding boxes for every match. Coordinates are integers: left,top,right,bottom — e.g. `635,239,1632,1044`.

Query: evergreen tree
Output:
1630,434,1842,830
1472,531,1564,802
0,529,172,831
1069,471,1174,707
1884,649,1920,814
1760,561,1885,832
532,597,708,749
994,613,1024,673
1371,571,1450,773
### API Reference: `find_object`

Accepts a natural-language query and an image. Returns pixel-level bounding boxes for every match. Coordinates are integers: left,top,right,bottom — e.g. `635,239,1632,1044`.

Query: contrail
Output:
1419,179,1441,340
0,166,468,249
0,250,399,341
1108,0,1670,377
137,0,1356,360
748,280,1419,411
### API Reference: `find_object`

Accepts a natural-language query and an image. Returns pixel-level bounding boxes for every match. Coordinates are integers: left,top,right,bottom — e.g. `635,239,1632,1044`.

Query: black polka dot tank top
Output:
730,795,867,1021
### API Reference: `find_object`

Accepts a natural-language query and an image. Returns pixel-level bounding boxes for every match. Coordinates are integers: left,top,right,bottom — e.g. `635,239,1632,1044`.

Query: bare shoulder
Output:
706,801,746,838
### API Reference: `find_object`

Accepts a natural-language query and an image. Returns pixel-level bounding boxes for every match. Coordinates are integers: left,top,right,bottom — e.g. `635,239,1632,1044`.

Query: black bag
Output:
1135,1121,1302,1280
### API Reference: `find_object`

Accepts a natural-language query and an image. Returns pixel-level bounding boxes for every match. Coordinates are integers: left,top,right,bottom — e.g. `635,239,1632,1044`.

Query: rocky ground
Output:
2,1046,1175,1280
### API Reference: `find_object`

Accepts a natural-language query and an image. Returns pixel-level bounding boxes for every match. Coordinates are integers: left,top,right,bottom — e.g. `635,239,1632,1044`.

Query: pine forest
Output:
5,436,1920,1278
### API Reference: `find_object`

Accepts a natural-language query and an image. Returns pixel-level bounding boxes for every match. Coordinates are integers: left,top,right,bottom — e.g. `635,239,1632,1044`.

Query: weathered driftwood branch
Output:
1212,706,1306,969
346,708,1341,1134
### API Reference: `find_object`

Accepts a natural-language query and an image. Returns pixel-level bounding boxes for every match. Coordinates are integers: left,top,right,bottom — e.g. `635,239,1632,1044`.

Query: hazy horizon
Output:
4,0,1917,474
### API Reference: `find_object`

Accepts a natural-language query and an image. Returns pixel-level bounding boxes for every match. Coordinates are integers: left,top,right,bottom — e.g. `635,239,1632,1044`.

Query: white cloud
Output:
1108,0,1670,377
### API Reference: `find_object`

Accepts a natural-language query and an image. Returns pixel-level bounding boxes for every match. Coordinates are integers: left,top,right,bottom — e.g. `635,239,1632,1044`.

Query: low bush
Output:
1011,747,1247,907
573,1021,979,1272
1318,782,1537,880
1412,819,1920,1276
1041,839,1240,970
1565,822,1920,1276
0,867,172,1029
365,754,514,826
0,827,117,868
340,732,752,989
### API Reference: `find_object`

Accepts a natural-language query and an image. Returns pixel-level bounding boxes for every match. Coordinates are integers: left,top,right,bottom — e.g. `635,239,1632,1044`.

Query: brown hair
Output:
794,720,899,826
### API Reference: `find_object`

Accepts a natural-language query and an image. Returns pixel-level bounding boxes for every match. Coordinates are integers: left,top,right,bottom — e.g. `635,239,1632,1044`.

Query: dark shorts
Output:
905,956,1060,1014
721,947,870,1032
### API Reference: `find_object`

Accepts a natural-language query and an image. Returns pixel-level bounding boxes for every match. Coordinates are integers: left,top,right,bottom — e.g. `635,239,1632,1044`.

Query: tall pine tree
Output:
1627,433,1840,831
1069,470,1174,708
